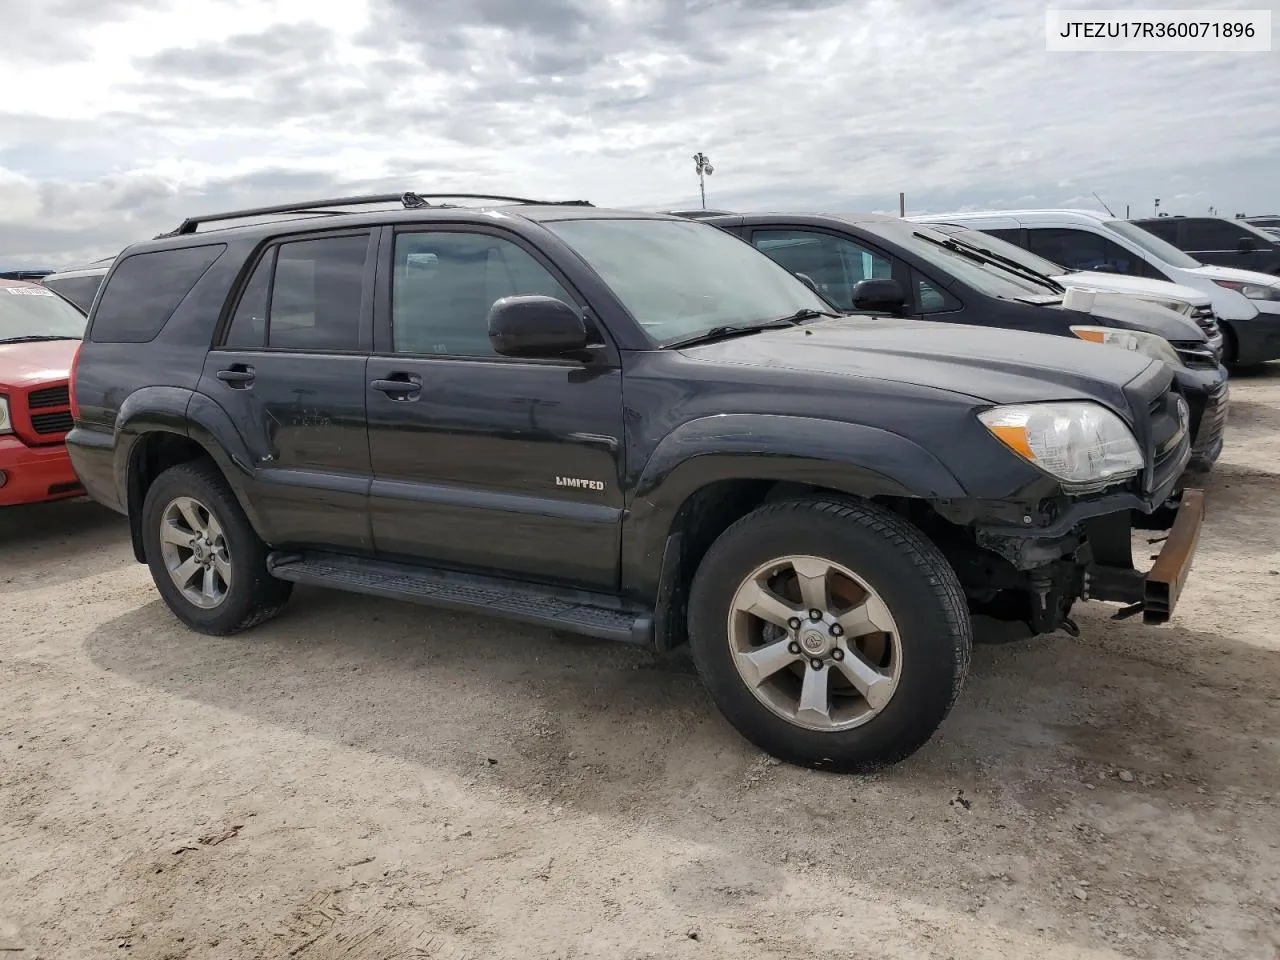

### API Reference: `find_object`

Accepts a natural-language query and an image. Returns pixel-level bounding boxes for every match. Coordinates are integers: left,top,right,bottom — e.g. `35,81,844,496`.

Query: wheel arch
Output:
118,390,267,562
624,415,968,652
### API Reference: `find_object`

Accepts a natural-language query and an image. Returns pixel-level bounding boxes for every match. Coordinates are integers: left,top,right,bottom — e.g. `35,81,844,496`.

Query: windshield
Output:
543,218,833,346
941,226,1068,277
877,225,1059,300
1103,220,1201,268
0,284,87,341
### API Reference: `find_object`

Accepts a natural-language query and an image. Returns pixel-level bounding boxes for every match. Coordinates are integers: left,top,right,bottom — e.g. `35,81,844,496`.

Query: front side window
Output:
1025,227,1143,275
544,218,831,346
750,229,893,310
264,234,368,352
1101,220,1201,268
0,284,87,342
391,231,575,357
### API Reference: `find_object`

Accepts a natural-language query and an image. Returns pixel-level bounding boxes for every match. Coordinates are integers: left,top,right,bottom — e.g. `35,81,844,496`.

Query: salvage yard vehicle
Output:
919,209,1280,367
1131,215,1280,276
688,212,1228,472
66,193,1204,772
41,258,113,315
0,278,86,506
907,214,1227,363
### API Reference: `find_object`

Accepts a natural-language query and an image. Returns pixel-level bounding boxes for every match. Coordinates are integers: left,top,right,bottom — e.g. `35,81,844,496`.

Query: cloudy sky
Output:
1,0,1277,266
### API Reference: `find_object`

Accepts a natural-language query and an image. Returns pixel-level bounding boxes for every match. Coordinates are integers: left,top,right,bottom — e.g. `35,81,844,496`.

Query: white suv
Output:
909,209,1280,366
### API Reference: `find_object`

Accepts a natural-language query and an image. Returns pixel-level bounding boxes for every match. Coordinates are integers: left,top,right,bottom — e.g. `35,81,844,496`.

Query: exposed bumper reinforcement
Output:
1085,488,1205,625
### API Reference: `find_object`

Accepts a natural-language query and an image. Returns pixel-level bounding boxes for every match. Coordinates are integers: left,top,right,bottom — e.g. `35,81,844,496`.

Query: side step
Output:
267,551,654,645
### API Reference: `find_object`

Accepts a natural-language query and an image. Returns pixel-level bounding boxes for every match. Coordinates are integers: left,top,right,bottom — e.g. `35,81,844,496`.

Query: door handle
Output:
370,374,422,399
216,365,255,387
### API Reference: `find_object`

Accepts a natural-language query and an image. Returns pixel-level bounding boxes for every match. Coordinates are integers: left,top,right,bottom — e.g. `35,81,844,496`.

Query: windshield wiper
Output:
665,319,803,349
0,335,82,343
911,232,1065,295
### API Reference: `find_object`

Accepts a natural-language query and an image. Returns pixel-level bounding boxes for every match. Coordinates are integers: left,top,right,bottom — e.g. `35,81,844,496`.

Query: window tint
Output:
1024,228,1140,275
913,272,960,313
43,275,103,314
1136,219,1179,242
751,229,893,310
91,245,225,342
1183,218,1252,249
984,228,1022,244
223,251,272,349
391,231,574,357
265,234,368,352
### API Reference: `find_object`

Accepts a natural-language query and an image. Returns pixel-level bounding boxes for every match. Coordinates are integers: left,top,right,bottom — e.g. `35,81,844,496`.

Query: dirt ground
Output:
2,367,1278,960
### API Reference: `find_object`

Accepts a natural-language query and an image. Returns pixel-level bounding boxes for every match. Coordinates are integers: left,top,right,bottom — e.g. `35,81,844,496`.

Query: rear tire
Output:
141,459,292,635
687,496,972,772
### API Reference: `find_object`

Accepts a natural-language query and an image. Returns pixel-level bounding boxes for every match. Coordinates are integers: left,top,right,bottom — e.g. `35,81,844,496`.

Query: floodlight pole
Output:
693,152,714,209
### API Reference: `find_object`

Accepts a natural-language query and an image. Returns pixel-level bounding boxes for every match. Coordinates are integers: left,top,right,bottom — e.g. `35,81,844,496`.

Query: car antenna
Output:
1092,192,1116,217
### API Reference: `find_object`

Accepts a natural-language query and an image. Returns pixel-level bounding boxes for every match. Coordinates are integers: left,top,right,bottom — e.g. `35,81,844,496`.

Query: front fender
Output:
621,414,967,598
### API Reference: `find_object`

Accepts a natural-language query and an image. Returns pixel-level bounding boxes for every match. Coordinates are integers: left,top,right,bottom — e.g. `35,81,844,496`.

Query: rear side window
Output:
222,234,369,352
91,245,226,342
43,275,104,314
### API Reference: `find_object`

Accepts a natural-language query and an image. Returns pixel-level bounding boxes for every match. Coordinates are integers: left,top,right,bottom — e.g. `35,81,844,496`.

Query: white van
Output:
908,209,1280,366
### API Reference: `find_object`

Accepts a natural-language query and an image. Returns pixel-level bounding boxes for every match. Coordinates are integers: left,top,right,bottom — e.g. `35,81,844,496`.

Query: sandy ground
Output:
2,366,1279,960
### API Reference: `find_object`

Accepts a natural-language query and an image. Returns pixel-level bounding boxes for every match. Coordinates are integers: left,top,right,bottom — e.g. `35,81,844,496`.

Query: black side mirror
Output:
1237,238,1257,253
488,295,589,358
850,277,907,314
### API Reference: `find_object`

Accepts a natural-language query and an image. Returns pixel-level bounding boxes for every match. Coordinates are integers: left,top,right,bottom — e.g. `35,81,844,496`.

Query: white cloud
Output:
1,0,1278,266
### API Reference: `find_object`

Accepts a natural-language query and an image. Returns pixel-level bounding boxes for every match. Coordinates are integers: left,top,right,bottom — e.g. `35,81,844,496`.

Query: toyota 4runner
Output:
66,193,1205,771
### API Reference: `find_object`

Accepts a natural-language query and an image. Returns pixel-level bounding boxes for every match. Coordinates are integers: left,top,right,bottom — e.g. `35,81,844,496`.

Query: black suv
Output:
683,212,1229,473
66,193,1205,772
1132,216,1280,275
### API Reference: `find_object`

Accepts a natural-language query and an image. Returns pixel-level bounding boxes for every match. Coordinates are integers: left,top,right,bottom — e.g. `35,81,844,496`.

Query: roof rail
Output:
161,191,595,237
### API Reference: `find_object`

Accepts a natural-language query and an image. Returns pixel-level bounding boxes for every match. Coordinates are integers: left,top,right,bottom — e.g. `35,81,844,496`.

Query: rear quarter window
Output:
90,244,226,343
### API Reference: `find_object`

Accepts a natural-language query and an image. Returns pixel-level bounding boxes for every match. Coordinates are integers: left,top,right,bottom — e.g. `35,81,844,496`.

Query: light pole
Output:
693,152,714,210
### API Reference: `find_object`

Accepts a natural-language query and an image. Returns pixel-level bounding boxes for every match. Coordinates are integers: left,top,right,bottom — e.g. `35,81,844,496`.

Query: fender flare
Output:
622,414,967,599
114,388,268,558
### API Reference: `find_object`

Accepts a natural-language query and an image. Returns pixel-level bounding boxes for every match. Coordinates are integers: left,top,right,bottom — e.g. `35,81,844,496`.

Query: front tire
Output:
687,497,971,772
141,459,292,635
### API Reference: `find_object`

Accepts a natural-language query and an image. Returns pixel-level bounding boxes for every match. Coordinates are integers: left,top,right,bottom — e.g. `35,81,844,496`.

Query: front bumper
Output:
1173,365,1229,470
1084,488,1205,624
0,435,83,507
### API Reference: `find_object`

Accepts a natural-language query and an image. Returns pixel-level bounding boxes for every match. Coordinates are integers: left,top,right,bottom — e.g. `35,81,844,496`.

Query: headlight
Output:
979,401,1144,490
0,396,11,435
1069,326,1182,367
1213,279,1280,301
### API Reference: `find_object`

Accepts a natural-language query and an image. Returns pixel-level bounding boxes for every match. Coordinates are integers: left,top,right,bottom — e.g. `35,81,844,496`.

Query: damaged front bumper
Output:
1083,488,1205,623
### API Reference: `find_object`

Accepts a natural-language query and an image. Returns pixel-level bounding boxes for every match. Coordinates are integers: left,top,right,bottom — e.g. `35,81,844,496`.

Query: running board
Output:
266,551,654,645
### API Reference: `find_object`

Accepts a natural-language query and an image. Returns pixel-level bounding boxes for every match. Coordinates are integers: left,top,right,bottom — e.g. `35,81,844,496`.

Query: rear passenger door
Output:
200,229,376,551
364,224,625,590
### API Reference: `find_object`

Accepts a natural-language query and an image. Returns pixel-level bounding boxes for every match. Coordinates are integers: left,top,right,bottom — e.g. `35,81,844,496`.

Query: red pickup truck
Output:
0,278,86,506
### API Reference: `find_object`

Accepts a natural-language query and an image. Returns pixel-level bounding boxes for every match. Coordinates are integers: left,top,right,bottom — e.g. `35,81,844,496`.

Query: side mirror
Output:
1237,237,1257,253
488,295,589,358
850,277,907,314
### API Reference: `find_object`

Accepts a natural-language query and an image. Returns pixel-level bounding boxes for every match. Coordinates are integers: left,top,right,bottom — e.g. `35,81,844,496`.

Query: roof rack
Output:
162,191,595,237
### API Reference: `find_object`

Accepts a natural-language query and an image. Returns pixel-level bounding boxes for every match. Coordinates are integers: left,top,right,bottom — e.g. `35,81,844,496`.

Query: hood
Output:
1187,263,1280,288
0,338,79,388
680,315,1157,409
1054,271,1212,307
1056,294,1204,341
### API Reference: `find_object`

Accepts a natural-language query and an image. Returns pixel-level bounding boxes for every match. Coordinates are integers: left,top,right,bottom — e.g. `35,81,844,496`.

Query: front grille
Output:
28,385,70,409
1189,305,1221,336
1170,340,1220,369
30,411,74,435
